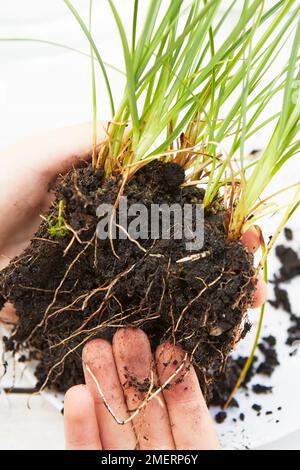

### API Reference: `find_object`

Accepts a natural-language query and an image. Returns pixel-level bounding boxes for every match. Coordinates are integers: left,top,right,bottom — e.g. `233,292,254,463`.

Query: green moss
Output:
47,200,69,239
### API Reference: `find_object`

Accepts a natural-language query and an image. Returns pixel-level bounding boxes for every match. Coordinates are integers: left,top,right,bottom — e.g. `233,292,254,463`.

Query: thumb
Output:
1,120,109,180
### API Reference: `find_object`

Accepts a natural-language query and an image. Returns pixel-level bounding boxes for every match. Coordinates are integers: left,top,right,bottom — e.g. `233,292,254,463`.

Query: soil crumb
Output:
215,411,227,424
252,384,273,395
252,404,262,412
275,245,300,282
270,233,300,347
284,227,293,241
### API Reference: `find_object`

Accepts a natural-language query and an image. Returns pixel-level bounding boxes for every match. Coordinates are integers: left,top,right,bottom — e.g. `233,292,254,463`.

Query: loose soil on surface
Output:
212,227,300,422
271,234,300,347
0,161,255,403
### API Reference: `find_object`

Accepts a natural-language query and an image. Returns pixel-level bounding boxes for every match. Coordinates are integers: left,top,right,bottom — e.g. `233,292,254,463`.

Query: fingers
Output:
0,121,109,253
82,339,136,450
113,328,175,450
156,343,220,450
0,302,18,327
64,384,102,450
242,227,267,309
1,121,109,179
242,226,261,253
251,273,267,308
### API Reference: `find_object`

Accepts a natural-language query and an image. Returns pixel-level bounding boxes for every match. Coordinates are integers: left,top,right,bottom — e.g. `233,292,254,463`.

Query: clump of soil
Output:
210,354,258,408
275,245,300,282
211,335,279,408
212,228,299,417
0,161,255,402
215,411,227,423
252,384,273,395
252,404,262,412
256,337,280,377
269,284,292,313
269,232,300,347
284,227,293,241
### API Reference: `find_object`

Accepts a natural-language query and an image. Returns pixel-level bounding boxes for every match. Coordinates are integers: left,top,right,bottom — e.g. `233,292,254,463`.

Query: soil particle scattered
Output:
262,335,276,348
252,404,262,412
270,233,300,347
269,285,292,313
210,355,258,408
215,411,227,424
256,342,280,377
216,233,298,423
209,330,279,409
252,384,273,395
284,227,293,241
275,245,300,282
239,413,245,422
256,362,275,377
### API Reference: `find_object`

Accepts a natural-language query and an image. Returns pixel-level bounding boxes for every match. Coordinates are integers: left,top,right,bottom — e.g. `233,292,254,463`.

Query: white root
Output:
176,250,210,264
84,352,188,425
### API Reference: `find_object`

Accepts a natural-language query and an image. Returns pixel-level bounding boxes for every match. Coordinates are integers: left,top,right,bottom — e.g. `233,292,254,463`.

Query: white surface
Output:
0,0,300,450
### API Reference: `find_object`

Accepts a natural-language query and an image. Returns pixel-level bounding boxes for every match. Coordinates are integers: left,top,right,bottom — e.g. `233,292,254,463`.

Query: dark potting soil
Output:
0,161,255,402
212,228,300,414
256,341,280,377
262,335,276,348
252,384,273,395
215,411,227,424
209,354,258,407
0,294,5,311
274,244,300,282
210,316,280,407
269,285,292,313
252,404,262,412
284,227,293,241
269,231,300,347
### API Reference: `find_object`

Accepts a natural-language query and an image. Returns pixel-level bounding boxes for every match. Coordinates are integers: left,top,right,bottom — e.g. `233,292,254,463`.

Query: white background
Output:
0,0,300,450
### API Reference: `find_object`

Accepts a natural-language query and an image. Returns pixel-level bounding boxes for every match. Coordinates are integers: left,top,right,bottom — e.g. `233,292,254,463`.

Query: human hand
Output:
64,327,221,450
63,230,266,451
0,122,108,323
0,122,108,270
0,124,266,450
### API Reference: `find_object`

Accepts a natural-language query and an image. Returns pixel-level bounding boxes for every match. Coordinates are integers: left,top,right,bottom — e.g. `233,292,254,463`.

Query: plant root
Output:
0,162,255,401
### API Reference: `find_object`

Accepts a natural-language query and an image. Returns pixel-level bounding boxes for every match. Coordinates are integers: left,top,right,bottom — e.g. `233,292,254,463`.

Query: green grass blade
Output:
132,0,139,54
63,0,115,116
89,0,97,168
108,0,139,144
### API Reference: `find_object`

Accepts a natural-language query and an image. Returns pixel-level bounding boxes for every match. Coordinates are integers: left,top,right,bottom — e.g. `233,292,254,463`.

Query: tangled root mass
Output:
0,162,255,402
